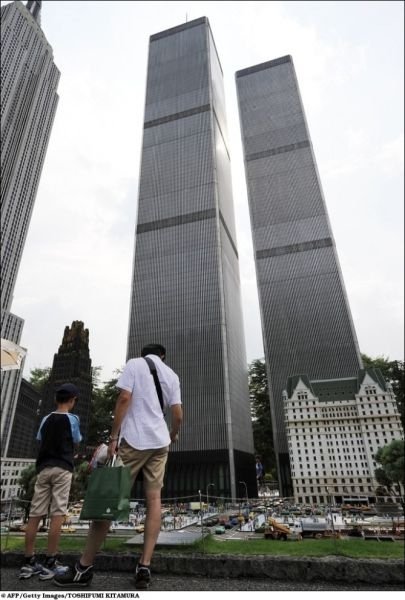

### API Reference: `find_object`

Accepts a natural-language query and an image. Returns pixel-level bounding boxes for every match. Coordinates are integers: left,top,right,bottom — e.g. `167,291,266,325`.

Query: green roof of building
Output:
286,368,388,401
311,377,358,401
286,375,313,398
357,368,387,391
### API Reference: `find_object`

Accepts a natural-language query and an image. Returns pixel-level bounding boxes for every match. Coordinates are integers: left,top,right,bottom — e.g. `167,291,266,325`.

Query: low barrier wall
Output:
2,551,404,585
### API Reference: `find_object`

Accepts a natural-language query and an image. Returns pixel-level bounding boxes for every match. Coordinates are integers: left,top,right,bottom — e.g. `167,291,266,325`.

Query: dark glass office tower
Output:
7,379,41,459
127,17,256,499
236,56,362,495
1,1,60,455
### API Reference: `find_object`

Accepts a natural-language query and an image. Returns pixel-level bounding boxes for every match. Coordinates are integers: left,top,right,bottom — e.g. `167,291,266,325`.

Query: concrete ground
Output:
1,567,404,592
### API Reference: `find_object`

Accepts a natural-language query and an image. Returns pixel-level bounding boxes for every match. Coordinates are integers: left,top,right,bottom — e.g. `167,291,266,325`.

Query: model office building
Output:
236,56,363,495
127,17,256,499
284,369,404,505
1,0,59,455
37,321,92,445
7,378,41,459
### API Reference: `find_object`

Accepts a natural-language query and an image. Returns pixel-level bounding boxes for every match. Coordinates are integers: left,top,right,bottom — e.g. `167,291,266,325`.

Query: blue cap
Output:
56,383,79,398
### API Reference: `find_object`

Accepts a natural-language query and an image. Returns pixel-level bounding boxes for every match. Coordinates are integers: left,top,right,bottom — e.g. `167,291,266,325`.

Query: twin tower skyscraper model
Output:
1,5,362,497
128,17,362,498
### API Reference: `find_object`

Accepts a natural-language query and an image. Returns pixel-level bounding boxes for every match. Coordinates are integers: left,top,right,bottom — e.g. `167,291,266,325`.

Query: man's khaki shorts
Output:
29,467,72,517
118,439,168,490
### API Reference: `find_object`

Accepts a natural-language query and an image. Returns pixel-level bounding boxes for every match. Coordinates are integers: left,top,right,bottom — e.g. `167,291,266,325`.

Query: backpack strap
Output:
143,357,165,415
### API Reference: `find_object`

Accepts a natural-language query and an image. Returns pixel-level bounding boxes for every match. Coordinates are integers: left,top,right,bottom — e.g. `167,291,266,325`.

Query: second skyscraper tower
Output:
127,17,255,499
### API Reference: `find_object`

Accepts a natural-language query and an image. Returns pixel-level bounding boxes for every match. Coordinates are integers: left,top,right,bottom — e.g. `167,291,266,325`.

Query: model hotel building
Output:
284,368,404,505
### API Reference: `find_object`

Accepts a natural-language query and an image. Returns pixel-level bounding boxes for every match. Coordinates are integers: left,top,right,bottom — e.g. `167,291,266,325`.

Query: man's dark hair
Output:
141,343,166,359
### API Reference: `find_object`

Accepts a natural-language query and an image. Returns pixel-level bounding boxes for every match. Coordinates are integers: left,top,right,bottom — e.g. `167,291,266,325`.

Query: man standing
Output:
55,344,182,590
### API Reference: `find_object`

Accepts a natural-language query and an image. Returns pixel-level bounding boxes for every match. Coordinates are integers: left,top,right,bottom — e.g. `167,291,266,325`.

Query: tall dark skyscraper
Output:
236,56,363,494
1,1,60,455
7,378,41,459
38,321,92,446
127,17,256,498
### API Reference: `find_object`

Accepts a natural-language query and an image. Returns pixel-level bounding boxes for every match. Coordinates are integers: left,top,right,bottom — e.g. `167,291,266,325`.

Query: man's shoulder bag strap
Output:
143,357,165,415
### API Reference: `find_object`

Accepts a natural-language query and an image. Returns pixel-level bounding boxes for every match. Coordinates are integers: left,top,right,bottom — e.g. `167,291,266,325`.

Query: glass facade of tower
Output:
236,56,362,495
1,1,59,323
1,1,59,455
7,379,41,459
127,18,255,499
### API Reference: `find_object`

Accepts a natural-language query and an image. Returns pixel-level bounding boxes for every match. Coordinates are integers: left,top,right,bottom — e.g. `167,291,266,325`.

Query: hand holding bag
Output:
80,455,132,521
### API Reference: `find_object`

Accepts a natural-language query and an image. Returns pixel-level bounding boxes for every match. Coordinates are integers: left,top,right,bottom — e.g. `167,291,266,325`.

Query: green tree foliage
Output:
16,464,37,521
91,366,102,387
374,439,404,497
248,359,277,481
86,376,119,446
29,366,102,392
361,354,404,429
29,367,51,393
28,365,121,453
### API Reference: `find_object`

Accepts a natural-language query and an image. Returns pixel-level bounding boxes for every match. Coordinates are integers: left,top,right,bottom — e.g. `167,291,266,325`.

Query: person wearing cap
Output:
55,343,183,591
18,383,82,581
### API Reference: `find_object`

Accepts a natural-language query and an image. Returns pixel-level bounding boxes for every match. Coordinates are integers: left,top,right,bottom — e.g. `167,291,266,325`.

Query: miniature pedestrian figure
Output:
18,384,81,581
255,456,264,486
55,344,182,591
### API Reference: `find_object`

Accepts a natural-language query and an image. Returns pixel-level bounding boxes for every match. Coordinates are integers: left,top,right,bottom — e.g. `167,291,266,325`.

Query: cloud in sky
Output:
3,0,403,382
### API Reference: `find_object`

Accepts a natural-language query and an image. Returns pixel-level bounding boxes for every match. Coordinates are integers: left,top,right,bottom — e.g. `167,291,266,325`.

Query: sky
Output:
3,0,404,383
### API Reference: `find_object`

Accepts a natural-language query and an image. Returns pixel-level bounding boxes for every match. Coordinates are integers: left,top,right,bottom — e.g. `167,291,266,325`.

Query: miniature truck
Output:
264,518,302,540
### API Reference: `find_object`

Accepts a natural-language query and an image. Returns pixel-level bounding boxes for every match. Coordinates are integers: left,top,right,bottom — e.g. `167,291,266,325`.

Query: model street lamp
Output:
206,483,215,513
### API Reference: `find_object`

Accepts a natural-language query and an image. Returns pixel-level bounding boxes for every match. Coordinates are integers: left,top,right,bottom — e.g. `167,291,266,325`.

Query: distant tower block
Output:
1,0,60,455
236,56,362,495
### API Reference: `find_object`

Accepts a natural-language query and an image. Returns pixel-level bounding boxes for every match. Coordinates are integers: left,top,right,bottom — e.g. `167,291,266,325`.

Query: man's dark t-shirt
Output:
36,412,82,473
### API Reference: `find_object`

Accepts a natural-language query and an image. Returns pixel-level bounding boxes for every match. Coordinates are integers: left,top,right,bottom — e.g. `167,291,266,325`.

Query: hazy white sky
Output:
4,0,404,382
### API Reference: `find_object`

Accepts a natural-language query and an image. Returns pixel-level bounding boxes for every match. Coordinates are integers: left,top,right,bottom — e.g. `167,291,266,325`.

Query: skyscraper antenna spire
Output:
26,0,42,22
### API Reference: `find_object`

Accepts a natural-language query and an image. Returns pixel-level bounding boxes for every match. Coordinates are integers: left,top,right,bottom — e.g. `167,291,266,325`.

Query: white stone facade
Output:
0,457,36,506
284,370,404,505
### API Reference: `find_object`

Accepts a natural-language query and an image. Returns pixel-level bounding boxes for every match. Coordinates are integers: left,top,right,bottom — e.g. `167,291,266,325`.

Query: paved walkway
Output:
2,568,404,592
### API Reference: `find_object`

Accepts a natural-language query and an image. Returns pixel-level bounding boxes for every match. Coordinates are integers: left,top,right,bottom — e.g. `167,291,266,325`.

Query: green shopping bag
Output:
80,458,132,521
